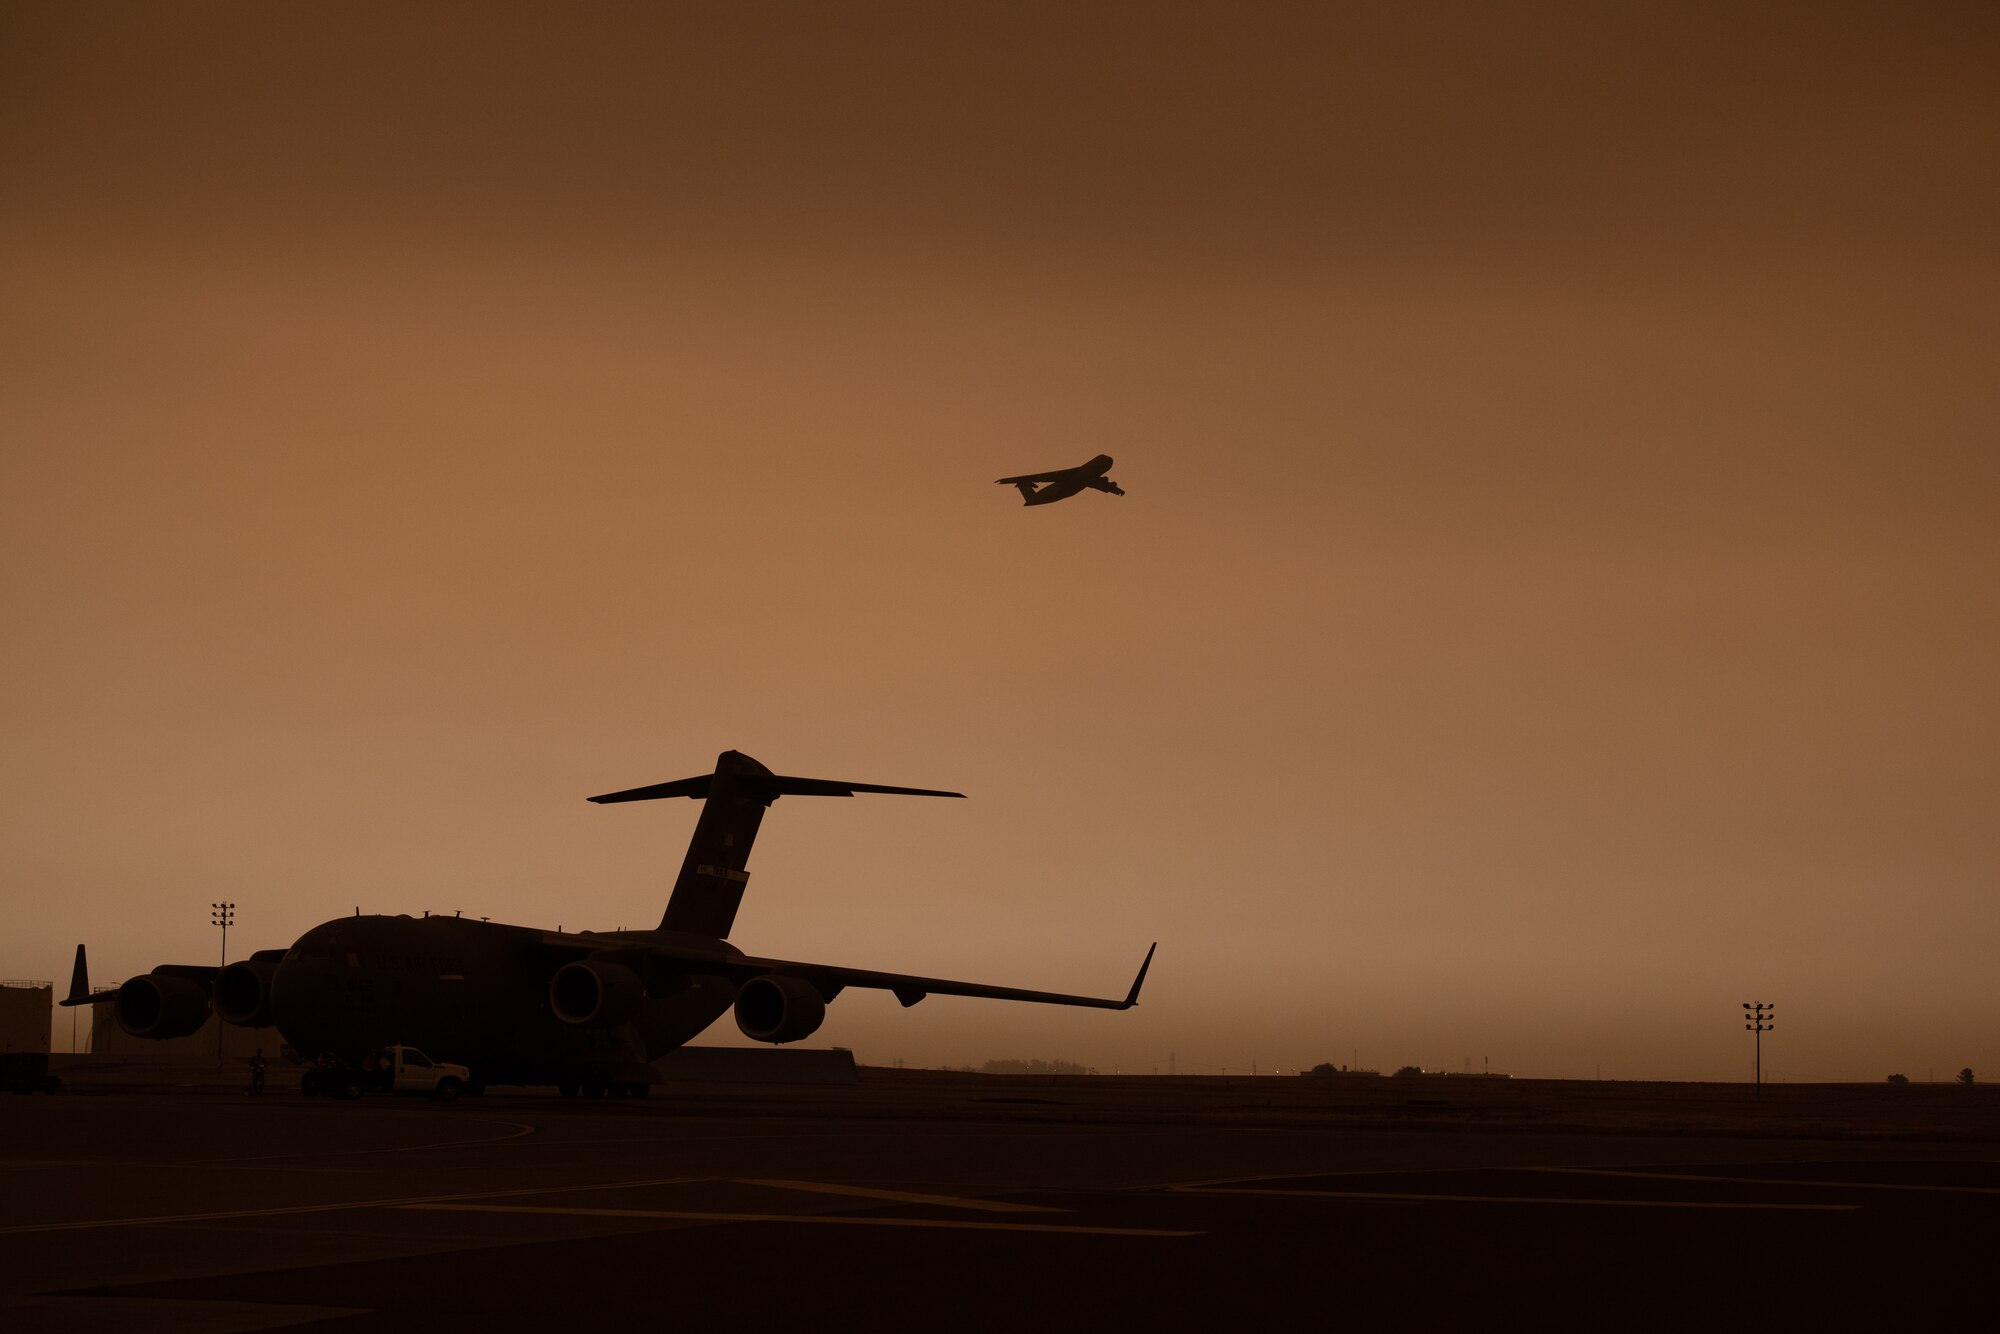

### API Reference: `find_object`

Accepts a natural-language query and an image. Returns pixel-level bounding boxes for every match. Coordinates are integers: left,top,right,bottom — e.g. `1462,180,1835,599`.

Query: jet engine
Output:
114,972,213,1040
733,974,826,1044
549,960,648,1028
213,959,279,1028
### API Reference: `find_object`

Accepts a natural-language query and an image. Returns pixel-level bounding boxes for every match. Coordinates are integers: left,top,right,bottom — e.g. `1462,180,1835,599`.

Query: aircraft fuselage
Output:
270,914,740,1084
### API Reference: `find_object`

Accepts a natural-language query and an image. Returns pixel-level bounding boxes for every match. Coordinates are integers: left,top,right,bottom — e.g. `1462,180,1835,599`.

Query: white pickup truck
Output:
300,1045,473,1101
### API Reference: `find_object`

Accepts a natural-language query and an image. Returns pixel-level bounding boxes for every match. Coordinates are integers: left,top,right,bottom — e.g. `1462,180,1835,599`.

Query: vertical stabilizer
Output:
587,750,965,940
659,750,772,936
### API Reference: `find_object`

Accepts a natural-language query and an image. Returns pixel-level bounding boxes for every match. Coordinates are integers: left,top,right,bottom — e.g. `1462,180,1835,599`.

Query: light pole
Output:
1743,1002,1774,1098
212,902,235,1067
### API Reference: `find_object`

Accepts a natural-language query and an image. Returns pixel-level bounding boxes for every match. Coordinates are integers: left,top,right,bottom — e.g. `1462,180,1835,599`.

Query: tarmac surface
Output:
4,1066,1995,1329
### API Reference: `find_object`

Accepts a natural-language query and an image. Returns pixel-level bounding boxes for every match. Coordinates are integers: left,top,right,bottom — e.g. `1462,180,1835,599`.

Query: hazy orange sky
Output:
4,2,1995,1080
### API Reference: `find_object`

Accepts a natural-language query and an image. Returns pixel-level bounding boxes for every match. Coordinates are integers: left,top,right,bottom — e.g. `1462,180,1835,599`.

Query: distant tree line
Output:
980,1058,1096,1076
1886,1070,1975,1085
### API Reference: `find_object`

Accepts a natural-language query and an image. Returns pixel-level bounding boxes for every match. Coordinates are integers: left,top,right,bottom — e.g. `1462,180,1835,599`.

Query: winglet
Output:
1120,942,1156,1009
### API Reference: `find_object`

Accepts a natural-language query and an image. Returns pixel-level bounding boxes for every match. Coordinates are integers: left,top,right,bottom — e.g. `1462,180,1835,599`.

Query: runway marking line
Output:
0,1174,707,1236
403,1202,1197,1237
1512,1166,2000,1197
1140,1166,1420,1191
1169,1186,1856,1212
197,1118,540,1165
734,1178,1066,1214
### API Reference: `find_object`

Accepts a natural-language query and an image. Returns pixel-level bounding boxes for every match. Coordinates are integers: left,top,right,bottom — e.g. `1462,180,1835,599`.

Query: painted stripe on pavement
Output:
734,1178,1065,1213
0,1175,708,1236
1513,1166,2000,1196
1172,1186,1855,1212
402,1202,1196,1236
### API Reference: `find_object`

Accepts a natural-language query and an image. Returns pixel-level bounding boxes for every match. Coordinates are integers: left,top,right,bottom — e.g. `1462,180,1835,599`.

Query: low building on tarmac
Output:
0,979,53,1055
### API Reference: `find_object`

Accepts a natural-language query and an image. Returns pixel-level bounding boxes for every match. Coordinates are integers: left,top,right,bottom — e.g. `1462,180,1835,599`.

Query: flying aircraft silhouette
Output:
63,750,1153,1097
995,453,1125,505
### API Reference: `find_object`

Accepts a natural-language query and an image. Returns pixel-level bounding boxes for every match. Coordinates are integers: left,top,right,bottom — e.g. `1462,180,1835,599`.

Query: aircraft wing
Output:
994,468,1076,485
612,940,1156,1011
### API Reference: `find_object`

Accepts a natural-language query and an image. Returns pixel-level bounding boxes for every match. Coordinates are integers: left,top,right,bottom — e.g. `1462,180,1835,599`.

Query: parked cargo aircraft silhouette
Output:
996,453,1125,505
62,750,1153,1097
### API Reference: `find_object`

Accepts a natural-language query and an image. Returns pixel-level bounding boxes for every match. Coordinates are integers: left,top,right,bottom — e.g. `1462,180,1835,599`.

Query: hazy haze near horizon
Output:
4,2,1995,1081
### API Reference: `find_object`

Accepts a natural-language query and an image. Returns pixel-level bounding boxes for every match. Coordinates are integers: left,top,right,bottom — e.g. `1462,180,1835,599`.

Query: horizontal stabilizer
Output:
587,775,712,804
590,773,964,804
765,776,965,799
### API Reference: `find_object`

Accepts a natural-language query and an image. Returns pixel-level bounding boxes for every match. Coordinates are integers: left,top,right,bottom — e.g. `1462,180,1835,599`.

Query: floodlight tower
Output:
1743,1001,1774,1097
212,902,235,1066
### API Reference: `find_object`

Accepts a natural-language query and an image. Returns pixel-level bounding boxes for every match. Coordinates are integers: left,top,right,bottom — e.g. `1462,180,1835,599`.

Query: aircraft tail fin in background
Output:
589,751,964,938
60,943,117,1008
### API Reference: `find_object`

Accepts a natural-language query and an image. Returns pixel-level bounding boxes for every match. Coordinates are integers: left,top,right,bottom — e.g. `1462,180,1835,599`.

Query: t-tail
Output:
588,750,964,938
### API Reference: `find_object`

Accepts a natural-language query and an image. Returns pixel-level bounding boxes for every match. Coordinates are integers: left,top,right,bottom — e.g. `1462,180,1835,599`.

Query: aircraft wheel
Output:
434,1077,461,1102
557,1082,578,1098
582,1079,606,1099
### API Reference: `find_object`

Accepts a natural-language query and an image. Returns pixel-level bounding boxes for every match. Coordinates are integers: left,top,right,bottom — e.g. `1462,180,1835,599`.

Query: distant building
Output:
980,1058,1095,1076
0,980,53,1054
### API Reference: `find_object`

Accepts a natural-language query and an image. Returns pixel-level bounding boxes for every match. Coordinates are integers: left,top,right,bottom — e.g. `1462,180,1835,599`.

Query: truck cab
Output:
302,1044,473,1100
383,1045,470,1098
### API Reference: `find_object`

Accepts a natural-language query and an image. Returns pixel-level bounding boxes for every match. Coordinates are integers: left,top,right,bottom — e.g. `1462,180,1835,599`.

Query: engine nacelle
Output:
214,959,279,1028
733,974,827,1044
114,972,213,1040
549,960,648,1028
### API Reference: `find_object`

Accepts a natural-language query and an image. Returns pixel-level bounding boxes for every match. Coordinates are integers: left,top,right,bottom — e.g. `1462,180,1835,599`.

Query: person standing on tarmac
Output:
249,1048,266,1097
